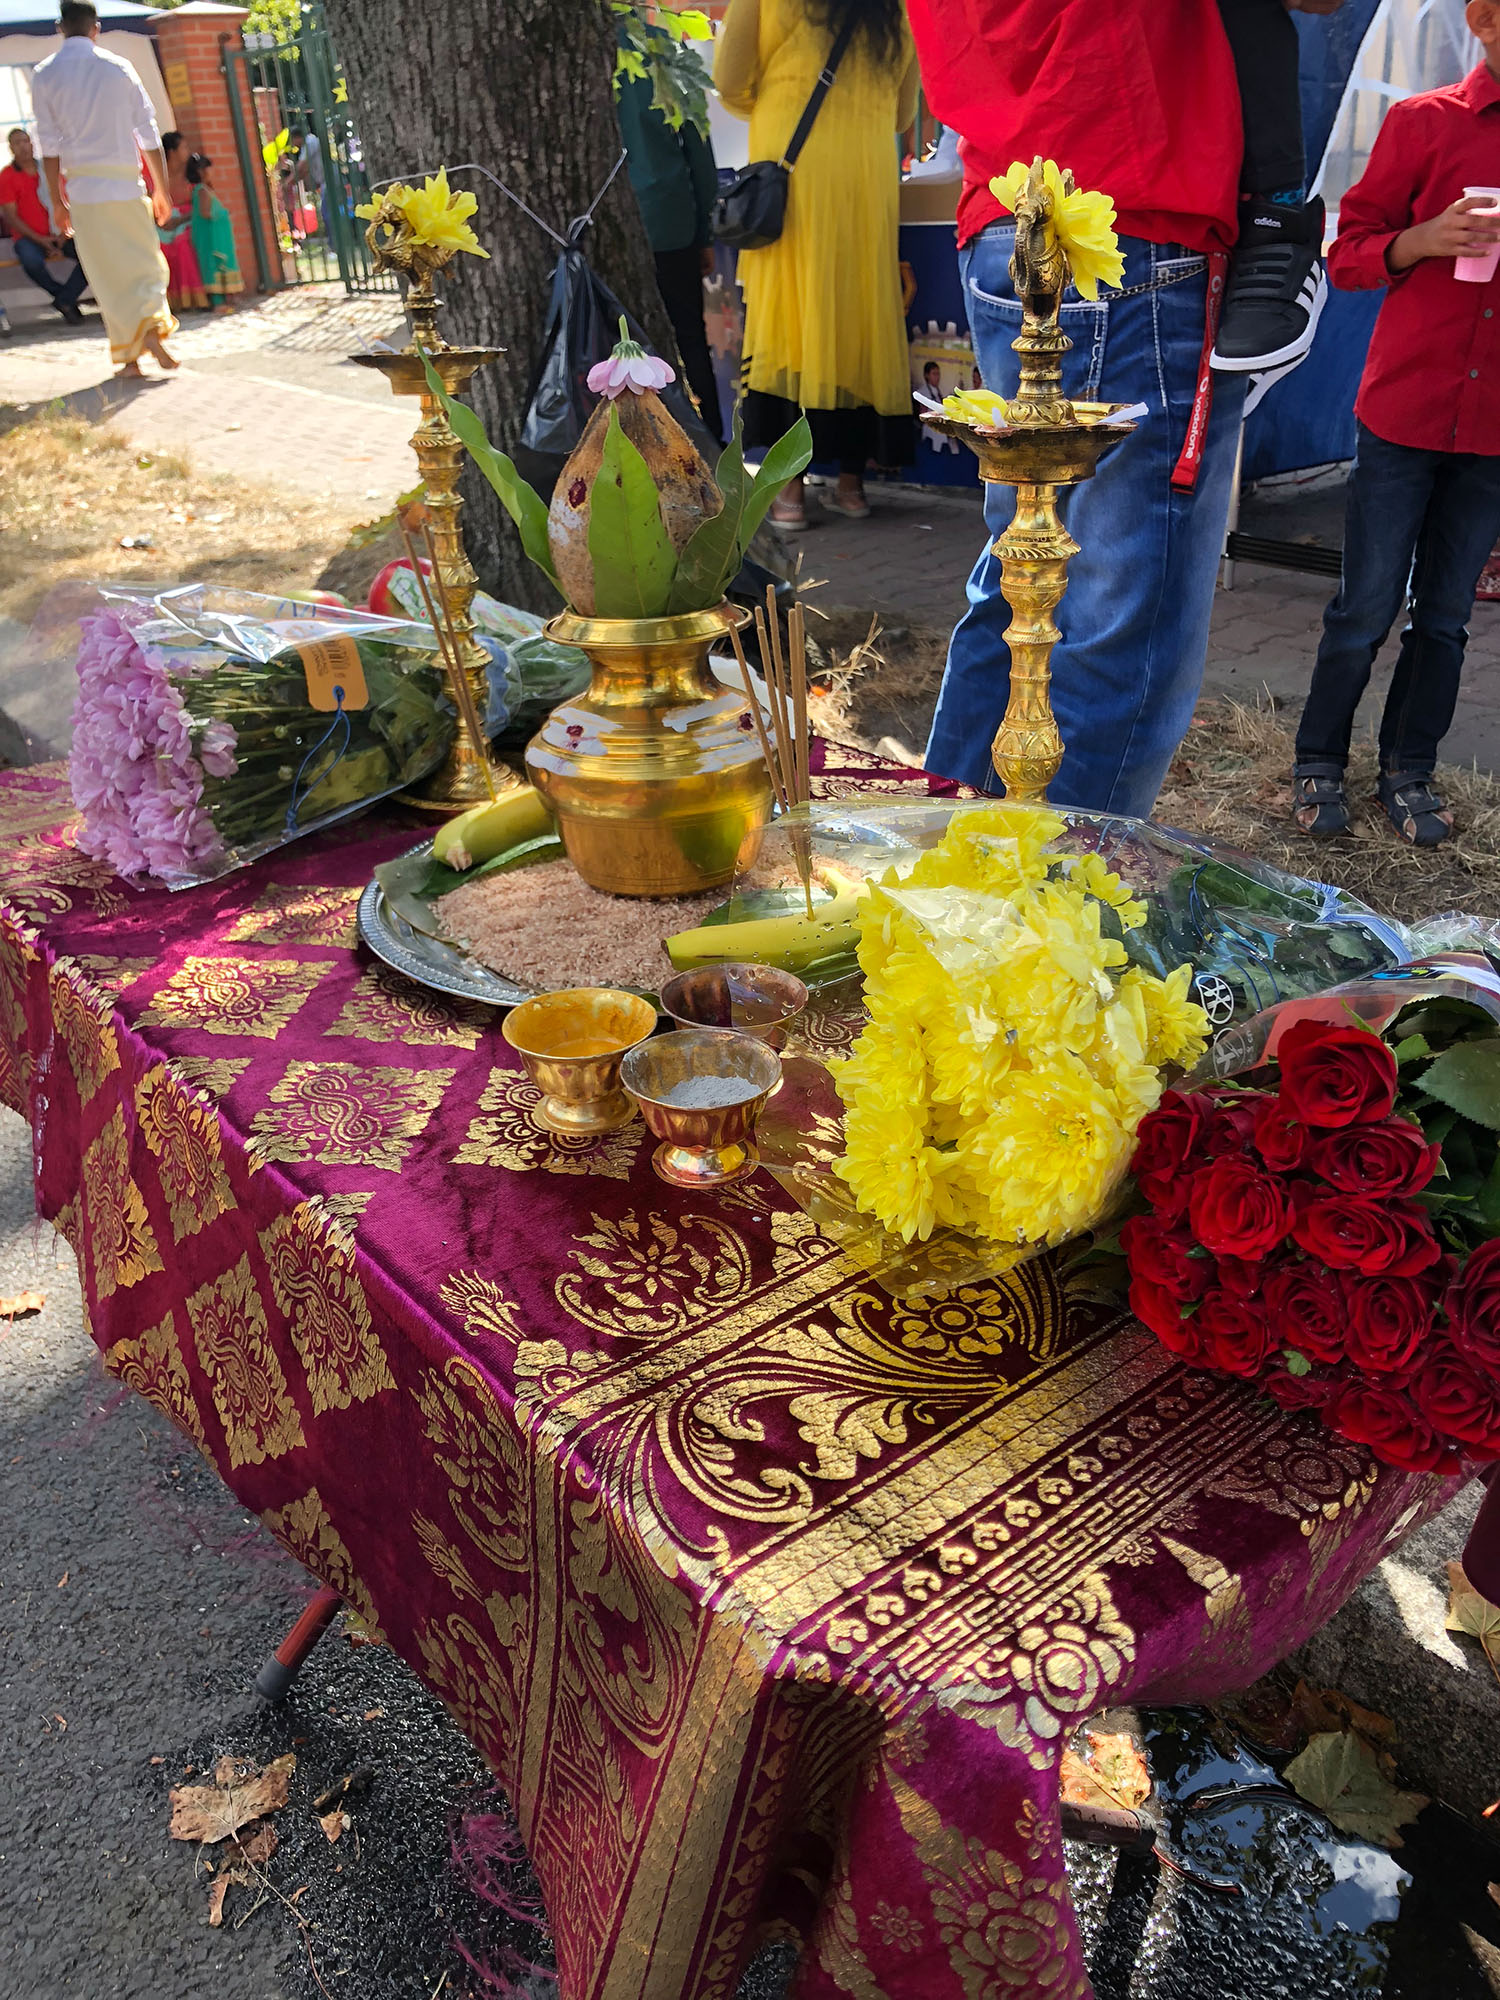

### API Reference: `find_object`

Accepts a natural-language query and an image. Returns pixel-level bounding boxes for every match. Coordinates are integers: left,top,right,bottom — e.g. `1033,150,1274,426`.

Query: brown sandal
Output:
1378,771,1453,848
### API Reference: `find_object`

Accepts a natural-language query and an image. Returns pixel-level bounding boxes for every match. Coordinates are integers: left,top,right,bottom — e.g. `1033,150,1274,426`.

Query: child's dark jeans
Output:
1294,422,1500,776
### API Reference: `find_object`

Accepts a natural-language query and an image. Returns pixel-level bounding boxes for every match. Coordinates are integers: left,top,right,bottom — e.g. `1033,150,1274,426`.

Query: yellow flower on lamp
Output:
990,158,1125,302
357,166,489,269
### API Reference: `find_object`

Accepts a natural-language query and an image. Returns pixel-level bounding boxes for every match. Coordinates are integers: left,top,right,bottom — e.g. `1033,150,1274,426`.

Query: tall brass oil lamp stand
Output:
925,159,1137,802
352,209,522,813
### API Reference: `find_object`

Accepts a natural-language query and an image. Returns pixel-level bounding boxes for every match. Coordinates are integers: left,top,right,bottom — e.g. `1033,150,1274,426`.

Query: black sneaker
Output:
55,301,85,325
1212,196,1327,374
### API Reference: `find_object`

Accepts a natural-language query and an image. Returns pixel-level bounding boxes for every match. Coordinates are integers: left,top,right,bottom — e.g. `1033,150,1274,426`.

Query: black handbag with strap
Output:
711,14,858,251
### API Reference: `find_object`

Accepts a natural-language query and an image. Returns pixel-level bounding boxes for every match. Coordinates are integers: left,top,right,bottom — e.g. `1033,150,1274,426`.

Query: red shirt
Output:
0,162,51,239
1329,63,1500,454
901,0,1243,252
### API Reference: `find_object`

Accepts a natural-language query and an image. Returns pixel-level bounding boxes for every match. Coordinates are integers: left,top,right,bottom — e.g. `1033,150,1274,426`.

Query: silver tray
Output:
356,838,534,1009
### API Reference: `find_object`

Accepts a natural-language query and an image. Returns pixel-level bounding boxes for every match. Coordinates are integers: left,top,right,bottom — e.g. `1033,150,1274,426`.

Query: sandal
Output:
1378,770,1453,848
1291,762,1350,838
769,502,807,532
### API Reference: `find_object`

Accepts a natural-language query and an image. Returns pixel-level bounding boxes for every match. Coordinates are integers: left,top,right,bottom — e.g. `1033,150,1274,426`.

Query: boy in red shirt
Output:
0,126,86,323
1292,0,1500,848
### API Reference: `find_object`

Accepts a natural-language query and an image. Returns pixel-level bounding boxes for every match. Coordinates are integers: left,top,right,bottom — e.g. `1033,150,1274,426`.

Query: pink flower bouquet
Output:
68,586,451,888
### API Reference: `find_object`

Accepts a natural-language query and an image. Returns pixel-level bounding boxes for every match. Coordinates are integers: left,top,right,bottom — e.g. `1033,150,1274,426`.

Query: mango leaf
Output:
1418,1040,1500,1132
587,406,677,618
420,353,558,589
666,415,748,613
740,414,814,547
1283,1730,1427,1848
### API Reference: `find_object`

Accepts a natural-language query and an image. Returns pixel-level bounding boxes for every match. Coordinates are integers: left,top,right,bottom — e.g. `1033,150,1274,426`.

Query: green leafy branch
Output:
612,3,713,136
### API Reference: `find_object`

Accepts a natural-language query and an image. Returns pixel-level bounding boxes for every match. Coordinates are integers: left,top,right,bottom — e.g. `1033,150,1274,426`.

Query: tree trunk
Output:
323,0,674,610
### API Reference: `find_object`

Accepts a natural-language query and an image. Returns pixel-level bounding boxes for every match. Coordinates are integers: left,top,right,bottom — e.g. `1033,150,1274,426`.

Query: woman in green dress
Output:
186,154,243,313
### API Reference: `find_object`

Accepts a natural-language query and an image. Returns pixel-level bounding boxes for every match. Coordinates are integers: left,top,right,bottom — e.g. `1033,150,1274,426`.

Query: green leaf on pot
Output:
420,353,559,589
587,405,676,617
1418,1039,1500,1133
666,418,748,613
741,414,813,545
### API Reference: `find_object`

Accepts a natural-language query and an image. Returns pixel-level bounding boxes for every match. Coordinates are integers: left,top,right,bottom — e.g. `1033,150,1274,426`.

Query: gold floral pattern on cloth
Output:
105,1310,208,1449
81,1107,164,1301
138,955,331,1040
0,906,38,1114
452,1066,644,1179
327,964,490,1048
302,1190,376,1246
0,762,74,840
186,1253,305,1467
133,1064,235,1243
1208,1429,1379,1532
0,831,123,924
223,879,362,948
261,1487,386,1639
50,958,120,1104
259,1203,394,1415
71,954,155,1002
169,1056,252,1102
246,1060,452,1171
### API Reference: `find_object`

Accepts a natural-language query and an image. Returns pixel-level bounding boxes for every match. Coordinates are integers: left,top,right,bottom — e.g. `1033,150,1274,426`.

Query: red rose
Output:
1330,1382,1461,1474
1188,1155,1291,1260
1216,1253,1269,1298
1290,1193,1441,1278
1340,1272,1437,1374
1445,1238,1500,1376
1274,1017,1398,1129
1263,1261,1346,1364
1121,1214,1210,1301
1198,1290,1279,1378
1411,1340,1500,1453
1308,1118,1439,1197
1132,1091,1213,1218
1265,1364,1346,1412
1130,1277,1209,1361
1201,1087,1268,1157
1254,1096,1309,1171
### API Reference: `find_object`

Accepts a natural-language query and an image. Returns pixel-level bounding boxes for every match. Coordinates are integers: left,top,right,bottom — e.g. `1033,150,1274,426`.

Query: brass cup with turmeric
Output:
501,987,657,1135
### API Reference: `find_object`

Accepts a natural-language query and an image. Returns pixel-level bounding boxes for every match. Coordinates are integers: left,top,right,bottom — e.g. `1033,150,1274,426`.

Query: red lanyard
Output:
1170,250,1230,494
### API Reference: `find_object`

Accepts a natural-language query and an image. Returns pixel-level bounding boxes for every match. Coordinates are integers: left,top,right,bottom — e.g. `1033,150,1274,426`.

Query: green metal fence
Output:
222,4,397,295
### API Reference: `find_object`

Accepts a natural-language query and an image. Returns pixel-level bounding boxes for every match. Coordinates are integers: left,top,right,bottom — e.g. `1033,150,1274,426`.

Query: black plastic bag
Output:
513,243,717,497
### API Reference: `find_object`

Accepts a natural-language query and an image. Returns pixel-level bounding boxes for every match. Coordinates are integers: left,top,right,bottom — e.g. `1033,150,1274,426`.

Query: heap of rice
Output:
439,859,728,993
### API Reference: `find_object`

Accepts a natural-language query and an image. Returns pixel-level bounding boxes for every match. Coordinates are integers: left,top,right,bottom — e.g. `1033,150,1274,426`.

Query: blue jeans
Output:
925,227,1246,817
1294,422,1500,776
15,235,86,307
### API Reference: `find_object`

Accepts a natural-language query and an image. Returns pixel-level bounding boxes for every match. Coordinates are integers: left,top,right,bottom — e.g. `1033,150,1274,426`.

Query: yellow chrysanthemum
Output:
958,1055,1136,1245
989,158,1125,302
356,167,489,259
1120,963,1210,1069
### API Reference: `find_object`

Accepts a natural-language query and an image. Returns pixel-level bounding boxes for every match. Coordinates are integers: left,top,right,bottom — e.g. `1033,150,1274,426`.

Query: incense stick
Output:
401,520,497,802
728,620,789,818
789,600,810,810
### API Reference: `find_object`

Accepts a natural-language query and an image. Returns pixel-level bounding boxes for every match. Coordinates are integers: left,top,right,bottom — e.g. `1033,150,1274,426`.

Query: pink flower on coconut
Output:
586,314,675,400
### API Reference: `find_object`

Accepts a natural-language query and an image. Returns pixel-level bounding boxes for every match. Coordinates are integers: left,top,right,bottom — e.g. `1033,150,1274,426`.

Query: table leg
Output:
254,1586,344,1703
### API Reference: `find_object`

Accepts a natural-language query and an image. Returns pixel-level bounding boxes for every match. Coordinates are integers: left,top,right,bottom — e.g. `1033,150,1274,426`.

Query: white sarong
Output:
68,194,176,367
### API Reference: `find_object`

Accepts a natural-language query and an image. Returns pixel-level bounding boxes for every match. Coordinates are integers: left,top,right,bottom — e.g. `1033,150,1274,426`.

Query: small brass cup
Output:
620,1028,782,1188
657,963,808,1048
502,988,657,1136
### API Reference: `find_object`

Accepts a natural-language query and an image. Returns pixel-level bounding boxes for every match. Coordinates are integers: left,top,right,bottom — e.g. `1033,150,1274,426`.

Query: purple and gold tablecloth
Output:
0,754,1446,2000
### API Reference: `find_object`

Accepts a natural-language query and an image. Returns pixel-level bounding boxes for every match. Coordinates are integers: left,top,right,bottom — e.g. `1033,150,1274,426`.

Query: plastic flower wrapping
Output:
65,585,452,888
685,797,1484,1297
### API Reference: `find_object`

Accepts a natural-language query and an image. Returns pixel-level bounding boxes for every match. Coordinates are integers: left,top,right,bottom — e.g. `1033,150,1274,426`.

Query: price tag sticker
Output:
279,623,368,711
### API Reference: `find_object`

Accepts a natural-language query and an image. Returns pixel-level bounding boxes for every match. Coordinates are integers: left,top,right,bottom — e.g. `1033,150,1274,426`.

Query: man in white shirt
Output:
30,0,176,375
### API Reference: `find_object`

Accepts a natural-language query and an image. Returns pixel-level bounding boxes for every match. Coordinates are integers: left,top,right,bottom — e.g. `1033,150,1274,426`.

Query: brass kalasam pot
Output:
525,604,774,898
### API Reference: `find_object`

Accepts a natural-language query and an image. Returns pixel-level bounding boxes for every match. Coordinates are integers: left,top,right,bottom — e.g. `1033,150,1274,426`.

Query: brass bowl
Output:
657,963,807,1049
501,987,657,1136
620,1029,782,1187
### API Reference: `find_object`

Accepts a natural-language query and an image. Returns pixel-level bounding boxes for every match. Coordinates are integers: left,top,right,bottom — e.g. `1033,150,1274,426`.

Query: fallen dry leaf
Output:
319,1808,347,1843
169,1752,295,1846
1466,1924,1500,2000
1283,1730,1427,1849
205,1821,278,1928
1291,1678,1397,1755
1060,1728,1151,1814
1447,1562,1500,1686
0,1289,45,1321
56,1572,68,1589
362,1708,386,1721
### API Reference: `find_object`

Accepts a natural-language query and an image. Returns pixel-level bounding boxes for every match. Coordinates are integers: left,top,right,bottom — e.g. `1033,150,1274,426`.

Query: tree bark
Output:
323,0,674,609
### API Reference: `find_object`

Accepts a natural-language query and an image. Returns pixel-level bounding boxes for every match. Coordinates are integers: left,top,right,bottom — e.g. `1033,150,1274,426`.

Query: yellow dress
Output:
715,0,918,420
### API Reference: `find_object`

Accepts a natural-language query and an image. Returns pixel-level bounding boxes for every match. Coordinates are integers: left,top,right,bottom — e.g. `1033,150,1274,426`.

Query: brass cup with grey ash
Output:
619,1028,782,1188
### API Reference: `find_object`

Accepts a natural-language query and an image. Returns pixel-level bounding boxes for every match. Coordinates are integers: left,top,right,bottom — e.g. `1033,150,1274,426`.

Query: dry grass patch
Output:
0,412,364,628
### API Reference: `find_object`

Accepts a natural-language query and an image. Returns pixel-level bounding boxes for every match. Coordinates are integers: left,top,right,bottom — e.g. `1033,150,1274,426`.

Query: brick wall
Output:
152,3,280,292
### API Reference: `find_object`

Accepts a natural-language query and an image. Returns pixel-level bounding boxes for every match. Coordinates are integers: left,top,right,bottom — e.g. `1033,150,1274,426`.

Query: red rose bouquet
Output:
1123,984,1500,1475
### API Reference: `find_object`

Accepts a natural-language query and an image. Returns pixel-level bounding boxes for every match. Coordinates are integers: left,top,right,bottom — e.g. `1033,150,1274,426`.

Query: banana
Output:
665,880,867,973
433,785,555,870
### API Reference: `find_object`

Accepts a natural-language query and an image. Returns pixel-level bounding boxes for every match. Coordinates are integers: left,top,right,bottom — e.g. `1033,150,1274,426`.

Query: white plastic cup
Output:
1456,186,1500,282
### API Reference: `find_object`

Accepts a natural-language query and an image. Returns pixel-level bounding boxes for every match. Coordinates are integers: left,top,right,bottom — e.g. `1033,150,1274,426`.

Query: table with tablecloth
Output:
0,751,1447,2000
